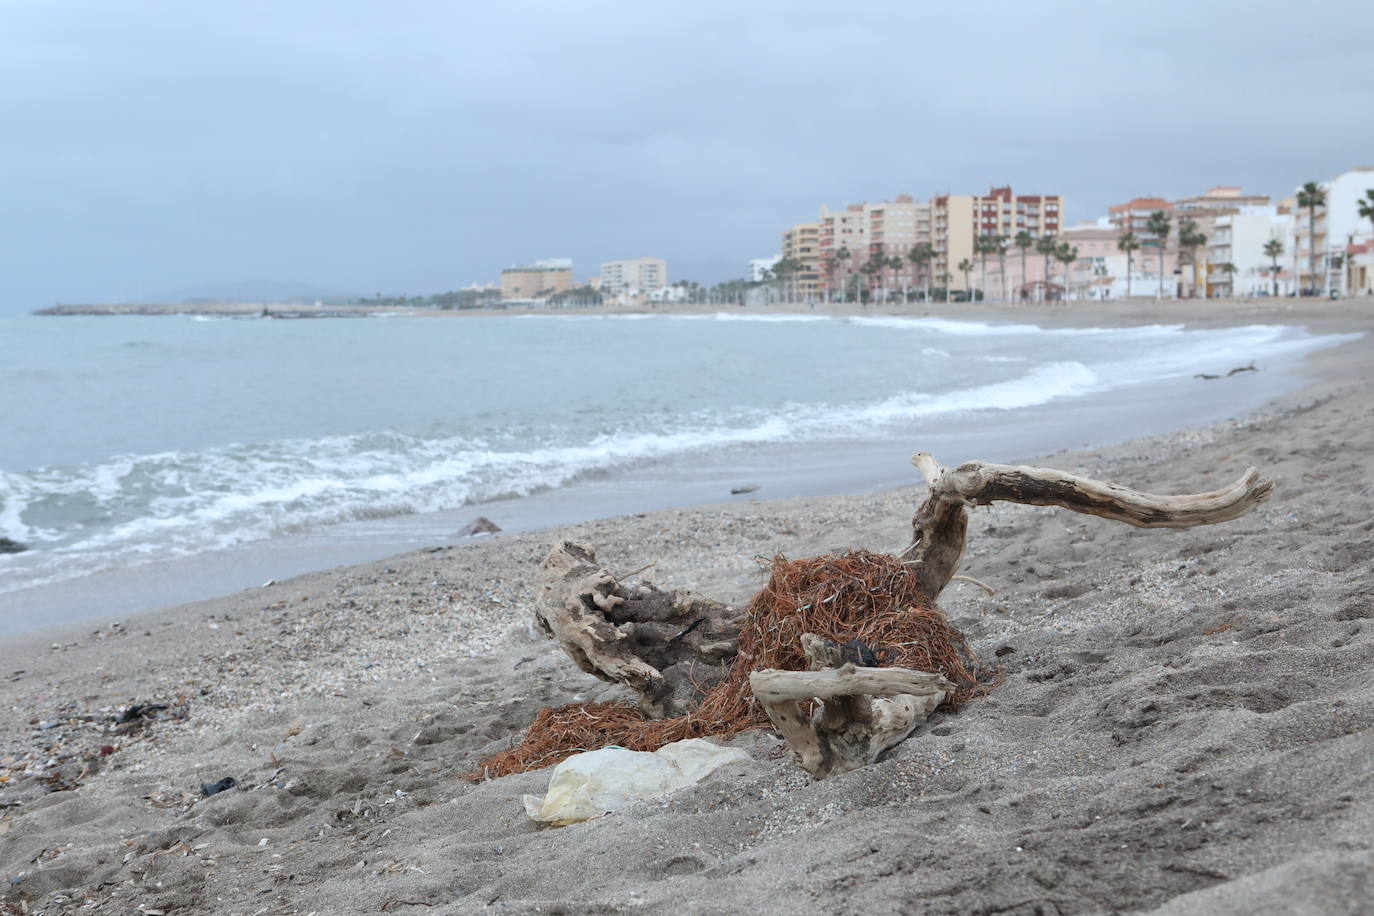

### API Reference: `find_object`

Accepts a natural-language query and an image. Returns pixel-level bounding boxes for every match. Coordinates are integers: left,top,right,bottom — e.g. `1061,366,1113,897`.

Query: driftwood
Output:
536,541,741,717
900,453,1274,601
750,634,953,777
533,455,1274,776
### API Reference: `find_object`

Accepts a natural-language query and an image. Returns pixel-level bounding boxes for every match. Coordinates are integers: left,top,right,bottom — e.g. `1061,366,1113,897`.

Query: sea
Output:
0,311,1354,631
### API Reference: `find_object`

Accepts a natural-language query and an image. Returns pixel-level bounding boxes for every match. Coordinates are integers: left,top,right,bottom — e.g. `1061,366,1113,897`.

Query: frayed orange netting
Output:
470,550,987,778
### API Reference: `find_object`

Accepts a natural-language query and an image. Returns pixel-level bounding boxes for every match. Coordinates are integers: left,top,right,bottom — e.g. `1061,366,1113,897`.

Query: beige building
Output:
931,195,975,292
600,257,667,296
781,221,821,301
500,259,574,301
807,185,1063,300
817,196,934,300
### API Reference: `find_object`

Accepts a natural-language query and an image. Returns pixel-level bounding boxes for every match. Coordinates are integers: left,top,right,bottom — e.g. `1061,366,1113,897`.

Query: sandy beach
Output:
2,297,1371,914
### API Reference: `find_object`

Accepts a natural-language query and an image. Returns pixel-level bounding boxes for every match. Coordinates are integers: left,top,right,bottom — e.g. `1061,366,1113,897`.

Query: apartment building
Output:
816,203,869,299
1205,207,1294,298
972,186,1062,238
806,185,1062,299
781,221,821,301
1107,197,1173,239
749,256,782,282
600,257,668,296
1292,167,1374,294
932,187,1062,293
500,258,574,301
930,195,975,291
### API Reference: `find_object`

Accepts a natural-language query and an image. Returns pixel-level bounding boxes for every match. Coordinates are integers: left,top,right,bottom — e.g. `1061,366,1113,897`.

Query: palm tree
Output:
835,246,852,303
1296,181,1326,295
886,254,905,302
908,243,935,302
822,254,839,302
1357,190,1374,293
956,258,974,298
1055,243,1079,301
1177,220,1207,298
1035,234,1058,302
1218,262,1237,296
1118,231,1141,298
1145,210,1171,300
975,234,998,303
1013,230,1034,301
862,246,888,305
994,234,1009,301
1262,238,1284,297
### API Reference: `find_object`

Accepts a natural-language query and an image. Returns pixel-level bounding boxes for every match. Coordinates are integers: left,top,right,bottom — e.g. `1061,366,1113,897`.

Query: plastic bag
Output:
523,738,750,825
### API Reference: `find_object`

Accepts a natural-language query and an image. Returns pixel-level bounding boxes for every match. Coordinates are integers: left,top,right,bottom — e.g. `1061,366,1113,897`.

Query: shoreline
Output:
1,298,1371,913
0,309,1358,635
29,293,1372,332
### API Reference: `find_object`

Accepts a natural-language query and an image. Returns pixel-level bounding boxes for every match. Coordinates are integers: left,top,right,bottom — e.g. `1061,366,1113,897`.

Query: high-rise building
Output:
805,185,1063,299
600,257,668,296
781,221,821,301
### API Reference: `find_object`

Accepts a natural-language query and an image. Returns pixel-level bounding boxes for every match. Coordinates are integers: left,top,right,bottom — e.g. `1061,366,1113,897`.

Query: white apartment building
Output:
1293,167,1374,294
1206,207,1296,298
600,257,668,296
749,256,782,282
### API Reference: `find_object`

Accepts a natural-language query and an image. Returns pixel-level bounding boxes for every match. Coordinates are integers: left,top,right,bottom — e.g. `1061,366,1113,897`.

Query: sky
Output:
2,0,1371,311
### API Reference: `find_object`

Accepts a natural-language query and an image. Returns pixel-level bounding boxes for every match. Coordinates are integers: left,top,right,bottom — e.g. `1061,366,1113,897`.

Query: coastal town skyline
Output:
4,1,1373,313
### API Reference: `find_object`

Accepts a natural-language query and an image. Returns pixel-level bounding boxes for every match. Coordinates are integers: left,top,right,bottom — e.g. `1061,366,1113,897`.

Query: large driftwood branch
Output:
530,453,1275,778
901,453,1274,600
535,541,742,716
749,634,953,778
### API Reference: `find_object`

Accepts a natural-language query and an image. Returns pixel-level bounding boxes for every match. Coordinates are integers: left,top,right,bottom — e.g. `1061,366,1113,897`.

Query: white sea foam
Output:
0,318,1355,596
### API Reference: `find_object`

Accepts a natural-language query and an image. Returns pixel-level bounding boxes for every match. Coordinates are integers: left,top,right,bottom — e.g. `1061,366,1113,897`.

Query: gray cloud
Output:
2,0,1370,310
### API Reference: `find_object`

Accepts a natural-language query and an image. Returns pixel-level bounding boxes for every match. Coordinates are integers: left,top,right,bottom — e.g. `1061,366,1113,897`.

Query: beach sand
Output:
2,298,1371,914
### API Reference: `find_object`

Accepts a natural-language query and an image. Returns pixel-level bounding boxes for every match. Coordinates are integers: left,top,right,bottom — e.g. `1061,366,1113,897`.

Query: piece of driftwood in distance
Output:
1196,362,1259,380
536,541,742,717
749,634,953,777
901,453,1274,600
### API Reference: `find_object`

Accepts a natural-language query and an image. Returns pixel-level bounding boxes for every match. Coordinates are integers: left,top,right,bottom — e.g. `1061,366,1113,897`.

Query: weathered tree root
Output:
536,541,742,717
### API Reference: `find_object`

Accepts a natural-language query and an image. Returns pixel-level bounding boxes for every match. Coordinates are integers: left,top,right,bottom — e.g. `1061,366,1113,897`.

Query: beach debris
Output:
480,452,1275,779
455,516,501,538
532,542,741,718
730,484,760,495
0,537,26,554
750,635,953,777
115,703,169,725
199,776,237,797
523,738,749,826
1196,362,1259,380
474,549,981,779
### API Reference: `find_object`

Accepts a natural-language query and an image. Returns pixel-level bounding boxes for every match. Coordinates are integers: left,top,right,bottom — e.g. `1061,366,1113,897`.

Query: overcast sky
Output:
2,0,1370,311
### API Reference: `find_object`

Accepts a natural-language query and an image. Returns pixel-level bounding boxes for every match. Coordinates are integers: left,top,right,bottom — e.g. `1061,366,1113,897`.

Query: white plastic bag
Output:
523,738,750,825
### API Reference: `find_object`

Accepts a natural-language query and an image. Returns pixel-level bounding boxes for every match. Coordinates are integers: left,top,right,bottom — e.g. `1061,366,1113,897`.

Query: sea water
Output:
0,312,1354,627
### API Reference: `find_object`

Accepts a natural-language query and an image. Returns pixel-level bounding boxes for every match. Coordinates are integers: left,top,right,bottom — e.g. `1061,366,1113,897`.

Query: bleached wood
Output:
535,541,742,716
750,634,952,777
902,453,1273,599
749,665,952,705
